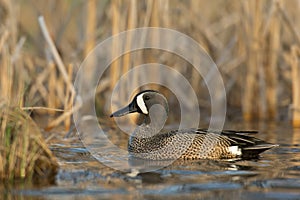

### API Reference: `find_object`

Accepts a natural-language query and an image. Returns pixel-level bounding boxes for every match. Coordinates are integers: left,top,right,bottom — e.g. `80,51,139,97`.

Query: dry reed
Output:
290,46,300,127
264,1,280,120
110,0,122,113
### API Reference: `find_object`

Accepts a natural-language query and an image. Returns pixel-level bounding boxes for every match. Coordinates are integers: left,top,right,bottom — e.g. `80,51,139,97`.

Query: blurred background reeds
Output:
0,0,300,179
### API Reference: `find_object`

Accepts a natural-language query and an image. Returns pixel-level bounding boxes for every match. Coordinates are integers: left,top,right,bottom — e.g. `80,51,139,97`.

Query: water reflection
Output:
2,122,300,199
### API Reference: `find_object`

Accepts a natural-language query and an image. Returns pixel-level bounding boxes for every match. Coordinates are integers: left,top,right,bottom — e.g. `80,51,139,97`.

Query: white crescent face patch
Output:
136,93,148,114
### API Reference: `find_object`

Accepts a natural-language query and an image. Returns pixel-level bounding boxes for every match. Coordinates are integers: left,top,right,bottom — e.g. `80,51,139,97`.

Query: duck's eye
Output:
144,95,150,101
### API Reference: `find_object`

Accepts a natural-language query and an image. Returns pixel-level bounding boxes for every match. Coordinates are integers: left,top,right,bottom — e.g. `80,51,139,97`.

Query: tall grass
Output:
0,106,58,181
0,0,57,181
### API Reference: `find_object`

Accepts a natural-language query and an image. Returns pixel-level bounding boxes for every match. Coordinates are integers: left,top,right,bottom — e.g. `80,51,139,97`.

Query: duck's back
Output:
128,128,277,160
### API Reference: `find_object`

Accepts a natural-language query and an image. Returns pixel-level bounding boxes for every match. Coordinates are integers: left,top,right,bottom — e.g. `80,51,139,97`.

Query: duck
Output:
110,90,277,160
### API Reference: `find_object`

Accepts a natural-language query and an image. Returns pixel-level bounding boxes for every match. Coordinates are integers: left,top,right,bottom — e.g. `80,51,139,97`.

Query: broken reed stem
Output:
22,107,65,112
291,46,300,127
38,16,75,95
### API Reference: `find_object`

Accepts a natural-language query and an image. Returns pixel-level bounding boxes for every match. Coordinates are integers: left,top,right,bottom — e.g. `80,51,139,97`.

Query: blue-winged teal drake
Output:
110,90,277,160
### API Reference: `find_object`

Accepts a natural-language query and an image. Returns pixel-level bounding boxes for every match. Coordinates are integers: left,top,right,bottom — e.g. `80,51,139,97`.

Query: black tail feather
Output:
242,144,278,159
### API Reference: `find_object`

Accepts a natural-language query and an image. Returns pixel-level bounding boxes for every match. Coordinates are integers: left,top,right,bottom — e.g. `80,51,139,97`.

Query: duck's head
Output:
110,90,169,118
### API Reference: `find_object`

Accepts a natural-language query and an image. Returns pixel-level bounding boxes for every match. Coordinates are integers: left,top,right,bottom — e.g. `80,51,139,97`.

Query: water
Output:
2,122,300,199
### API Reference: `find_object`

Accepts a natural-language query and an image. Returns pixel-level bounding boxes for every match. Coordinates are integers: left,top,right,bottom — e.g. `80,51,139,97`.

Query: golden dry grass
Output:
2,0,300,126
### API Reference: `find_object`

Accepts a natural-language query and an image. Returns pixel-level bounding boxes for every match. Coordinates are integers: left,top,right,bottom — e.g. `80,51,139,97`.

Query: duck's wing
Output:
194,128,278,159
196,128,259,135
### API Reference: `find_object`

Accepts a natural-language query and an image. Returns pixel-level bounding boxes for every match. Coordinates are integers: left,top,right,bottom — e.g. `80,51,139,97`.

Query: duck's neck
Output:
133,105,168,139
